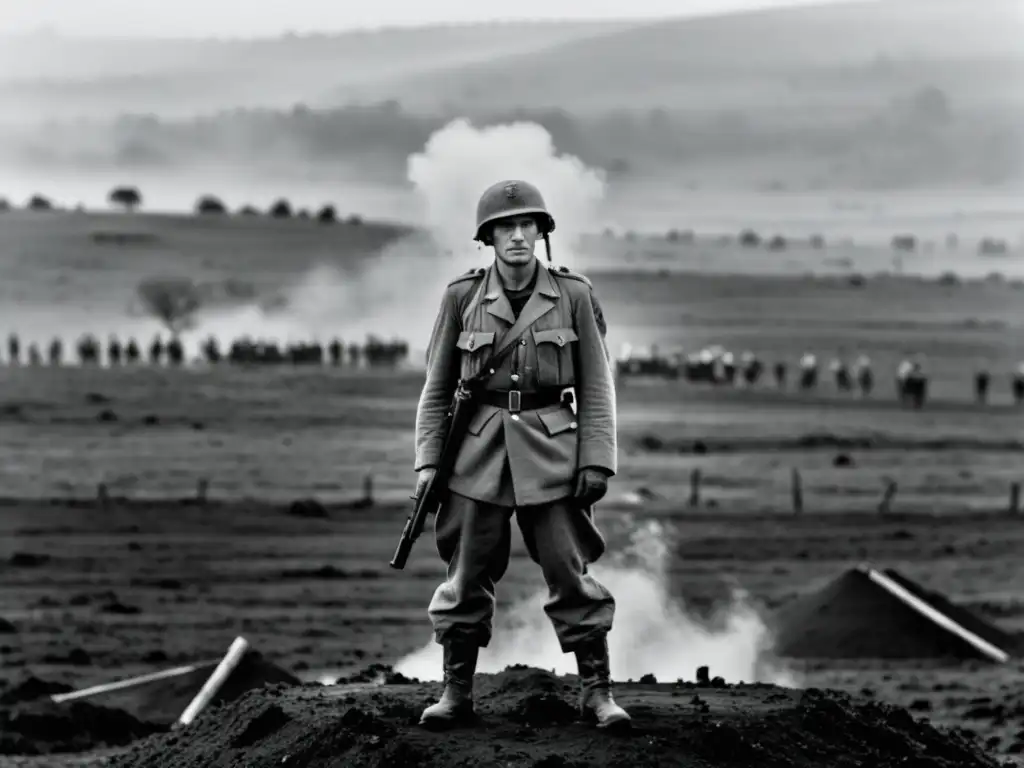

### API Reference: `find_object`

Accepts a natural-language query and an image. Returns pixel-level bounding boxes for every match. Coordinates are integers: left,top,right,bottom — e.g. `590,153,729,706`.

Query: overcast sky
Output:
4,0,864,38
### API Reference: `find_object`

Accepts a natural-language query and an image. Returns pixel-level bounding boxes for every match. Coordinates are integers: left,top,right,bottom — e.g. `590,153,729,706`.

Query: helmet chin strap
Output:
543,233,552,264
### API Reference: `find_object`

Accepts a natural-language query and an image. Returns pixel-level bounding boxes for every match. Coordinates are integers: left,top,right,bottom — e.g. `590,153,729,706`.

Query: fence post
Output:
1009,482,1020,516
196,478,209,507
362,473,374,506
688,468,701,507
791,468,803,516
97,482,109,508
878,479,898,516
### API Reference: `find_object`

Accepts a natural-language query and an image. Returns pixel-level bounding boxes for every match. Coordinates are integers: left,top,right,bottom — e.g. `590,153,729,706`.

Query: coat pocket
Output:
466,406,500,436
537,406,578,438
456,331,495,379
532,328,578,387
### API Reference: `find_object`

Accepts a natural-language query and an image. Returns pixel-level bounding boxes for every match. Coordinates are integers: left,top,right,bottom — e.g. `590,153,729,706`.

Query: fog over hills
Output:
0,0,1021,220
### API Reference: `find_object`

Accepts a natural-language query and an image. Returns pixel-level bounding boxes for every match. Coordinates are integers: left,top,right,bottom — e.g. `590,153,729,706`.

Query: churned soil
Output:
103,667,1006,768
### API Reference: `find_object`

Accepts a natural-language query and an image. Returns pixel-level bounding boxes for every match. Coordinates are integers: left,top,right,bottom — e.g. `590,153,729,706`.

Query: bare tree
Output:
109,186,143,212
27,194,53,211
316,204,337,224
136,277,202,335
269,198,292,218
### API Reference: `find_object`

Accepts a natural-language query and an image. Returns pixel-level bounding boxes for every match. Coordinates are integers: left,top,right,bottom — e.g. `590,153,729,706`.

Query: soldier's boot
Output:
575,636,631,731
419,638,478,730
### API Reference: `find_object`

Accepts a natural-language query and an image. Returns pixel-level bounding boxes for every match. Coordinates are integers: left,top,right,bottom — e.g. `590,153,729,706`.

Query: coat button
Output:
520,339,527,346
511,414,520,421
468,339,475,350
557,335,564,345
511,374,519,382
570,421,578,429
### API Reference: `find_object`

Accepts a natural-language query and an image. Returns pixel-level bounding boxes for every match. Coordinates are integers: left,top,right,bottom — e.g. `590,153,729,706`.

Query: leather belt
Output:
475,389,566,414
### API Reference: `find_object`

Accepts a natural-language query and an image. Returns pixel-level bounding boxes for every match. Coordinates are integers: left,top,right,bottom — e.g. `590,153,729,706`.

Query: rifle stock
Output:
390,384,477,570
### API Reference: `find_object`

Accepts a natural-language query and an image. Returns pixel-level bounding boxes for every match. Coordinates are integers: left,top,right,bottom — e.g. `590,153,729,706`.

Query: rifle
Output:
390,335,522,570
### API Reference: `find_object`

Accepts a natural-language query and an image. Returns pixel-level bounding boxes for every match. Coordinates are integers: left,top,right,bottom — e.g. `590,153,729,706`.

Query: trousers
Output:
427,491,615,651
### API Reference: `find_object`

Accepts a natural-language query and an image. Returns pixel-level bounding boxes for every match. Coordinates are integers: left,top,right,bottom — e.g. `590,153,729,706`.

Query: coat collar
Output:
482,259,561,358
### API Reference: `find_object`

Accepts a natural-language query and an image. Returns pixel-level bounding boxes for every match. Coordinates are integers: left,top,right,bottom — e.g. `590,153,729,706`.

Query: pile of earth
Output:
0,676,164,756
107,666,1008,768
0,650,301,757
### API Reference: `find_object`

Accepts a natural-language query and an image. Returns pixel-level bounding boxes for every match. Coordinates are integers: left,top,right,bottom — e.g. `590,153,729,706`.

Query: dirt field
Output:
2,211,1024,765
2,363,1024,765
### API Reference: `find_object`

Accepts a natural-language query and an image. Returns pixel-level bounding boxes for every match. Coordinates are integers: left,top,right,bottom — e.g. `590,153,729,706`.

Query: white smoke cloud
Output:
174,118,609,360
394,520,799,687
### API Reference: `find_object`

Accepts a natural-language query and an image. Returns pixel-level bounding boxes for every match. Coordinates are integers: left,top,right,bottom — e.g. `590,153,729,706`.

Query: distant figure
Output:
76,334,100,365
974,369,991,404
853,355,873,397
125,338,141,364
27,343,42,366
773,361,787,389
48,337,63,367
898,357,928,409
7,333,20,365
166,336,184,366
107,335,123,366
740,352,763,387
148,336,164,365
799,353,818,390
1012,363,1024,406
721,352,737,385
202,336,222,364
328,338,343,366
830,357,852,392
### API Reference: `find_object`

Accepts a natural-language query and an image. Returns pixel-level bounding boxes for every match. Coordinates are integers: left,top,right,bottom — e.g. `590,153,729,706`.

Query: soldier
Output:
1012,363,1024,406
7,333,20,365
125,338,141,364
413,180,628,732
829,356,851,392
166,336,184,366
328,338,343,366
773,360,787,389
975,368,991,404
27,343,42,366
107,335,123,366
853,354,873,397
799,352,818,390
48,337,63,367
148,335,164,365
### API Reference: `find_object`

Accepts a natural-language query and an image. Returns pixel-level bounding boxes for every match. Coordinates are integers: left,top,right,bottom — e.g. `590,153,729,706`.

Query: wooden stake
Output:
176,636,250,728
688,468,701,507
791,468,803,516
878,479,898,515
1009,482,1020,516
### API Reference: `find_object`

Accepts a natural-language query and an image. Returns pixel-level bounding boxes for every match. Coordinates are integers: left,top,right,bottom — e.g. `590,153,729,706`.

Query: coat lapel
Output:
482,265,516,326
492,263,561,358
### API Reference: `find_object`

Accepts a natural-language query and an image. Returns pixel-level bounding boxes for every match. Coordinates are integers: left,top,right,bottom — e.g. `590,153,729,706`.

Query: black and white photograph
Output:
1,0,1022,765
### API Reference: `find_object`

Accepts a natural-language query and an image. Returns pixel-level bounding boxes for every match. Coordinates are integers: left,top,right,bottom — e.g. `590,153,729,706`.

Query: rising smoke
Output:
394,519,797,686
195,118,609,359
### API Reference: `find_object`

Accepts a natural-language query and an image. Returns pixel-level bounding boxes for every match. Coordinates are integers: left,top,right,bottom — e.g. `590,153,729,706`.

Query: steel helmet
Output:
473,179,556,243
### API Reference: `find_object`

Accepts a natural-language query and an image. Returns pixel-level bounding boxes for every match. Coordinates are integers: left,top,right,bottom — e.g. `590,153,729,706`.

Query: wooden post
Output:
791,468,803,516
1009,482,1020,516
196,478,209,506
878,479,898,515
97,482,109,508
176,637,250,728
688,468,701,507
362,473,374,505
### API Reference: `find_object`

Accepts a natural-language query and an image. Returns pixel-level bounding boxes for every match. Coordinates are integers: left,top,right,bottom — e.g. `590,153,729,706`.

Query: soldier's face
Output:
491,216,539,267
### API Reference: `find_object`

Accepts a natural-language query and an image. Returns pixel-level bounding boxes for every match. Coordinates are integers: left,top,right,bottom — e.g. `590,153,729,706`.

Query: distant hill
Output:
0,0,1021,204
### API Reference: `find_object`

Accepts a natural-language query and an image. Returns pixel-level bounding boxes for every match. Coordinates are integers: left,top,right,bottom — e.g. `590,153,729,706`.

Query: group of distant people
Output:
616,344,1024,408
0,333,410,369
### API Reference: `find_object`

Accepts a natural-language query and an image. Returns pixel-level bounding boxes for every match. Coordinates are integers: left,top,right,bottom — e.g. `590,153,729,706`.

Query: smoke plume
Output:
173,118,608,358
394,520,798,687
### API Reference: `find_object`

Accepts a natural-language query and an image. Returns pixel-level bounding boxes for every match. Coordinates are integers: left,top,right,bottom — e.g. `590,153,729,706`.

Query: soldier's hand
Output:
413,467,438,505
573,467,609,507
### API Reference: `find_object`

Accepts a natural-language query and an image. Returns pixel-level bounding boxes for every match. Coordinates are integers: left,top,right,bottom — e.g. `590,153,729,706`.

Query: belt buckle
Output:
508,390,521,414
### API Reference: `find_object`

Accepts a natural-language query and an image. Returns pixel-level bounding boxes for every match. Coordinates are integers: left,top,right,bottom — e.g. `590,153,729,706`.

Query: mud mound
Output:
108,667,1004,768
87,649,301,724
772,567,1013,661
0,696,164,756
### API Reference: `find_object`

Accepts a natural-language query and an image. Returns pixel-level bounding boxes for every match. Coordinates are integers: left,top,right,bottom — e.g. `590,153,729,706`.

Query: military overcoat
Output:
415,261,616,507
